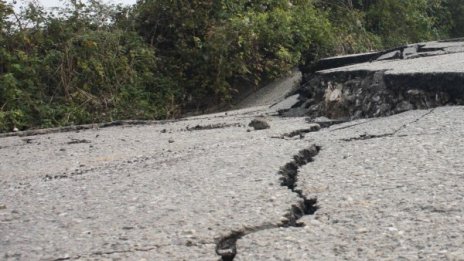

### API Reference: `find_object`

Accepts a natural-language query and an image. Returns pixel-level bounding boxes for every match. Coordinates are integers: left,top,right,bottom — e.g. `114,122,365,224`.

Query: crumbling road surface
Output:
2,40,464,261
285,39,464,119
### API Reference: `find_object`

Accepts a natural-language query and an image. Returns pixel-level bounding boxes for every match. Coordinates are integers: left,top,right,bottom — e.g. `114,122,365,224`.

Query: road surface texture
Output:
236,107,464,260
1,40,464,260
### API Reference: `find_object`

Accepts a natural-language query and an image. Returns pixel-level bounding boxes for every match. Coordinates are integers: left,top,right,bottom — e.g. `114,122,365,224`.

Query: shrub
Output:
1,0,462,132
0,0,175,132
134,0,334,109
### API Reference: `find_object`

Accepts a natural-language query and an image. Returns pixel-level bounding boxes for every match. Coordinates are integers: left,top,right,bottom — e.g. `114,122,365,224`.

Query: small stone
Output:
248,119,270,130
396,101,414,112
217,248,235,256
0,204,6,210
407,89,424,96
387,227,398,232
328,88,342,102
357,228,368,233
168,139,175,143
122,226,135,230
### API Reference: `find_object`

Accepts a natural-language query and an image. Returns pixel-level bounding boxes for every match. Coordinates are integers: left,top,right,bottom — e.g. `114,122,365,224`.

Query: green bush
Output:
134,0,334,109
1,0,463,132
318,0,454,50
0,0,176,132
439,0,464,37
365,0,436,47
315,1,381,54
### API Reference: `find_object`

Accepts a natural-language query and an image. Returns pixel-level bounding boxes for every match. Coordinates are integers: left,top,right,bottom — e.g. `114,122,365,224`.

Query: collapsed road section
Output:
281,39,464,120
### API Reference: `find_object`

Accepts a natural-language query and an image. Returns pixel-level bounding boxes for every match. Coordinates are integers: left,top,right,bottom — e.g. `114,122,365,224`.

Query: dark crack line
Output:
341,132,394,141
53,241,216,261
215,145,321,261
53,247,157,260
90,247,157,257
0,110,274,138
274,125,321,139
184,123,244,131
329,117,381,132
341,108,435,142
42,152,198,182
0,119,183,138
67,138,92,145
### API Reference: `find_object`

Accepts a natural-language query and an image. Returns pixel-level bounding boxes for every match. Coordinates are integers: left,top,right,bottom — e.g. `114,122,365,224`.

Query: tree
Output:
365,0,436,47
0,0,176,132
443,0,464,37
134,0,333,110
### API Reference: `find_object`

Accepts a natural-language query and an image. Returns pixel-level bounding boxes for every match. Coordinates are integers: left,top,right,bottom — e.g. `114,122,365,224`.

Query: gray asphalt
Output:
320,41,464,75
1,106,314,260
321,51,464,74
2,105,464,260
237,106,464,260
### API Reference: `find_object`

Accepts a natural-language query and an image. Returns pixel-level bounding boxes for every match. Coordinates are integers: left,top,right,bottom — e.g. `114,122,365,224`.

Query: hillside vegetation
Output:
1,0,463,132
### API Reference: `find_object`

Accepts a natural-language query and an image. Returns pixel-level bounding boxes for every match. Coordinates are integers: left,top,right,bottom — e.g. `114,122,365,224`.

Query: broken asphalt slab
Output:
285,40,464,119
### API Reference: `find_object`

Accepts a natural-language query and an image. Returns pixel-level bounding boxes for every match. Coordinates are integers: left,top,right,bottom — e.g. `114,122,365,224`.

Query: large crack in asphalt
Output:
184,123,244,131
215,144,321,261
214,106,435,260
279,125,321,139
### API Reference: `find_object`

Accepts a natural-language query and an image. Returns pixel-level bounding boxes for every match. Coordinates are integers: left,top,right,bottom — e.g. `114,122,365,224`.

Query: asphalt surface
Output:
1,106,317,260
320,41,464,75
2,105,464,260
321,51,464,74
237,106,464,260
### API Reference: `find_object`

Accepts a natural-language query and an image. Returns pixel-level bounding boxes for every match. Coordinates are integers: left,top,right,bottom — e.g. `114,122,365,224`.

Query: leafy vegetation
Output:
0,0,463,132
0,0,177,131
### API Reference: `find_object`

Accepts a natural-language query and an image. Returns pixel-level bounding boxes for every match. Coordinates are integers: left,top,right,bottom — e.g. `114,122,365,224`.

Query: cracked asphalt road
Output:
2,105,464,260
2,41,464,260
1,106,316,260
237,106,464,260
